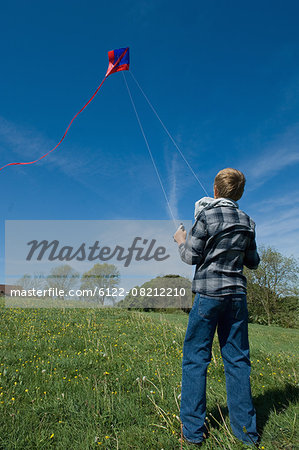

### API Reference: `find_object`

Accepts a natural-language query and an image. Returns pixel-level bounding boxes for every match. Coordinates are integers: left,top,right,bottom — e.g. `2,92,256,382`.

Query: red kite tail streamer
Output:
0,47,129,172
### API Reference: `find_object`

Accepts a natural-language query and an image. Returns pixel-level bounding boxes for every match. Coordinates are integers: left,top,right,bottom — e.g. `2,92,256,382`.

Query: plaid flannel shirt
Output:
178,200,260,296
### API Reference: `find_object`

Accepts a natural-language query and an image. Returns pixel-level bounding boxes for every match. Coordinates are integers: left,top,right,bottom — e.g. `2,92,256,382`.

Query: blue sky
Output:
1,1,299,282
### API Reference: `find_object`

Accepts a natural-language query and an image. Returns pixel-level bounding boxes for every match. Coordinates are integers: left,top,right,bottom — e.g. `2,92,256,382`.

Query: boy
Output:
174,168,259,446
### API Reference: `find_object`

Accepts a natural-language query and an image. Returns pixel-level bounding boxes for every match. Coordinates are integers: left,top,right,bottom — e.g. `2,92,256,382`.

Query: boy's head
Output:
214,168,246,201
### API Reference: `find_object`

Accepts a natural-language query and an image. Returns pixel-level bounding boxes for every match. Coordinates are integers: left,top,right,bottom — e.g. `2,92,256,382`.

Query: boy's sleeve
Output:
244,221,260,269
178,213,207,265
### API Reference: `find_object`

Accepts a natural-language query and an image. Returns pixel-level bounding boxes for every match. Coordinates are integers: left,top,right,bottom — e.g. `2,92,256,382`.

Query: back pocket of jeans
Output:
231,298,248,320
198,295,223,319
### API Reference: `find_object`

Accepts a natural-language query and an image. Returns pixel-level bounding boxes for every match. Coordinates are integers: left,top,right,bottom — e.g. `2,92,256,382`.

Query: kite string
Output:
122,72,178,228
129,71,209,197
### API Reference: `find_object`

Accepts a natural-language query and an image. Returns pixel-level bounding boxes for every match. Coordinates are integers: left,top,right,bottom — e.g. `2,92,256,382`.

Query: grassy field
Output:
0,306,298,449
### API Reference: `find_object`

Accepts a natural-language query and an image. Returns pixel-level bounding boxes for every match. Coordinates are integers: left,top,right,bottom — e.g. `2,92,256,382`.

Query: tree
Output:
244,246,298,326
46,265,80,298
18,274,34,291
18,272,46,291
80,263,120,305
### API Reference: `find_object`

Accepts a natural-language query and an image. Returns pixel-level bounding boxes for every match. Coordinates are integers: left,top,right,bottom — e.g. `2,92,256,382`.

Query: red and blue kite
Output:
0,47,130,172
106,47,130,76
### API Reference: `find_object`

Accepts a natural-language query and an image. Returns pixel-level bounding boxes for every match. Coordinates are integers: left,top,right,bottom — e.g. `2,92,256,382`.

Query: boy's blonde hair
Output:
214,168,246,201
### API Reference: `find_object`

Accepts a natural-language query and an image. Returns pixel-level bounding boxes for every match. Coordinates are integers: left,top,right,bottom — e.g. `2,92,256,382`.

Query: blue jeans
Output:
180,293,258,445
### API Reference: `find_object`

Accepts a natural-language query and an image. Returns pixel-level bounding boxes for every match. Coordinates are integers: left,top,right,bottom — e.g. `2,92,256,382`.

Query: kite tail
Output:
0,77,107,172
0,47,129,172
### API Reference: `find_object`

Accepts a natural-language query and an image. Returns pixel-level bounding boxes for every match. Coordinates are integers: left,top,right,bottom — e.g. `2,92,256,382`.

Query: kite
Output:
1,45,209,228
106,47,130,76
0,47,129,172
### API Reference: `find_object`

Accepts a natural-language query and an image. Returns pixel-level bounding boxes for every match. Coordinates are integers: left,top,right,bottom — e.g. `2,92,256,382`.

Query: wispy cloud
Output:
245,123,299,188
251,190,299,213
251,188,299,258
168,154,179,221
0,115,180,215
0,116,94,178
255,205,299,259
0,116,47,158
163,130,211,223
239,123,299,258
0,115,140,189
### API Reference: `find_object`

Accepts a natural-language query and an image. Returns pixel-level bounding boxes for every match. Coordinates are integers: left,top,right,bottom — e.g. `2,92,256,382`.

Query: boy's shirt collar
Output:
194,196,239,220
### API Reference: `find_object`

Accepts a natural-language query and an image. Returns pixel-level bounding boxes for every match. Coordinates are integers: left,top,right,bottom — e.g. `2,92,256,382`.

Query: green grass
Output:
0,306,298,449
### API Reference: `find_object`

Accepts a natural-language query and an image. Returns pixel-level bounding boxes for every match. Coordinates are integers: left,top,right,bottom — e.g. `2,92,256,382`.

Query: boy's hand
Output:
174,225,187,245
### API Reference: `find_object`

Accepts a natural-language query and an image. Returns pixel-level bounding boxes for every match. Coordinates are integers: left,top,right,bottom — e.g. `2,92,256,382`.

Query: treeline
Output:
119,246,299,329
17,263,120,305
15,246,298,328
